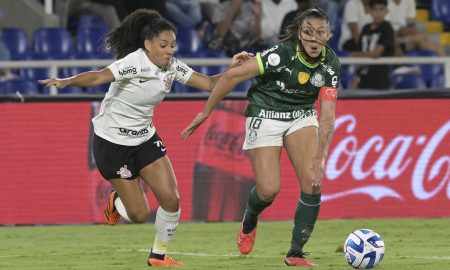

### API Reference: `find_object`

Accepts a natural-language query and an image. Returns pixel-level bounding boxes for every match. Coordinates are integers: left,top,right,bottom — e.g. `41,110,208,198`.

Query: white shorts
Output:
243,116,319,150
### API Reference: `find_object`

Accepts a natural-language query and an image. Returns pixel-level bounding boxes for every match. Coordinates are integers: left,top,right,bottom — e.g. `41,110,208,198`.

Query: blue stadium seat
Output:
431,0,450,26
77,28,112,59
0,79,39,94
77,15,109,32
176,27,203,56
42,85,84,95
405,49,443,87
392,74,427,89
1,27,31,60
33,28,76,59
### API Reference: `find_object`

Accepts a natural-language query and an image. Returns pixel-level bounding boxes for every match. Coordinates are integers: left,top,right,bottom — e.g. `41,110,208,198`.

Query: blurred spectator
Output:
259,0,297,47
208,0,262,55
54,0,121,30
125,0,168,18
388,0,445,56
350,0,395,89
166,0,202,28
279,0,312,37
338,0,372,52
313,0,339,27
93,0,128,20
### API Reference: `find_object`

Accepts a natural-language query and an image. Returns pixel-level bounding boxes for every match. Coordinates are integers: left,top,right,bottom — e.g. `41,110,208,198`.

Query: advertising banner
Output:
0,99,448,224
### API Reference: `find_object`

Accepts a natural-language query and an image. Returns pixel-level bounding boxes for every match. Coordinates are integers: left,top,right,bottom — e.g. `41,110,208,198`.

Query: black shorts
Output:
92,132,167,180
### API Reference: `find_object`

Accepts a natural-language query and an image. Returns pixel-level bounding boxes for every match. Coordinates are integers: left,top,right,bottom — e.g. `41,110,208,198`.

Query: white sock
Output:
152,207,181,255
114,196,131,222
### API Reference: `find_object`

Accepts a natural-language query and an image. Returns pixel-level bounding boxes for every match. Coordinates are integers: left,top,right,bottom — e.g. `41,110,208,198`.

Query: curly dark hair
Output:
104,9,176,59
279,7,329,43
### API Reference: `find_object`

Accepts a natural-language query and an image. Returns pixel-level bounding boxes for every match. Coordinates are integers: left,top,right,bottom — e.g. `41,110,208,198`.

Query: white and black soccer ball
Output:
344,229,385,269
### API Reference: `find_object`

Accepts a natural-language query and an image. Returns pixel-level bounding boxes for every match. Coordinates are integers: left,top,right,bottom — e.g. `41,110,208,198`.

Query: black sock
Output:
149,249,165,260
242,187,272,234
289,192,321,253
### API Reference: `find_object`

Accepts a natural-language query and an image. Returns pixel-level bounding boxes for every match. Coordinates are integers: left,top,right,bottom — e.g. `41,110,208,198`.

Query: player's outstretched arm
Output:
181,57,260,139
185,51,254,92
38,68,115,89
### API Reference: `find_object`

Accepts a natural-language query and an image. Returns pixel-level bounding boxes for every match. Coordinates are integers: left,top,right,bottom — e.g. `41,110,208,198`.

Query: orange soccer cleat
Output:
237,223,257,255
104,190,121,226
284,251,318,267
148,256,186,267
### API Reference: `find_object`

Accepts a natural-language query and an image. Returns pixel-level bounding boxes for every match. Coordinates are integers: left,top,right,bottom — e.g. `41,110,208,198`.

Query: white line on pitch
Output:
116,249,450,260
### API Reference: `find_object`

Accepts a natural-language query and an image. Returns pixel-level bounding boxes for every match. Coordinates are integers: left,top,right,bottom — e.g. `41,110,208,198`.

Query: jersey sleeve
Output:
256,44,289,75
324,51,341,90
107,53,140,81
172,58,194,84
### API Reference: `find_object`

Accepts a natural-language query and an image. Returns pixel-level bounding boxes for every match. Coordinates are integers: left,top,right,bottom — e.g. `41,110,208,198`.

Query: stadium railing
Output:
0,56,449,95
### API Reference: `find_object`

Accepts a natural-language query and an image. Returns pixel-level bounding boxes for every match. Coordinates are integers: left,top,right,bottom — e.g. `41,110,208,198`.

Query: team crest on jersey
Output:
248,130,257,143
298,72,310,84
310,72,325,87
163,74,173,91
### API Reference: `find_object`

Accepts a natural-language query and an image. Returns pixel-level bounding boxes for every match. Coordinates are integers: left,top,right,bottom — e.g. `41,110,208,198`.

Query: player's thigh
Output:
109,178,149,216
139,155,179,212
283,118,319,191
247,146,282,201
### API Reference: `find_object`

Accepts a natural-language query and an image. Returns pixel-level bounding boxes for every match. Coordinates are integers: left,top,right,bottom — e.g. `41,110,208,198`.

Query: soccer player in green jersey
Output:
182,7,340,267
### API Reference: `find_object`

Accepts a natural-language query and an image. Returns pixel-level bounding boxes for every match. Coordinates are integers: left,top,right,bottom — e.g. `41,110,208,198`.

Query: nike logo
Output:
139,79,149,83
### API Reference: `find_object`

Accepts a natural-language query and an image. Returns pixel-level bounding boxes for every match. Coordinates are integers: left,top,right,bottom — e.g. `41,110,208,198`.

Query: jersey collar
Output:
296,44,326,68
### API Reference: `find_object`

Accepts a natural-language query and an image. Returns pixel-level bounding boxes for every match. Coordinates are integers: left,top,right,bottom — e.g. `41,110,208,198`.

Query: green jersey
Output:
246,42,340,121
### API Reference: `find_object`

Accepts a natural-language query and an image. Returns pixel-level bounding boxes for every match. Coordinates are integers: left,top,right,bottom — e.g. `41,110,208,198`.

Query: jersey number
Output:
249,118,262,130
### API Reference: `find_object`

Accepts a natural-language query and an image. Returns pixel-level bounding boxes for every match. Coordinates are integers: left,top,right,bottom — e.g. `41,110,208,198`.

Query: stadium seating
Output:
76,28,112,59
405,49,443,87
33,28,76,59
77,15,109,32
430,0,450,27
176,27,203,56
392,74,427,89
1,27,30,60
0,79,39,94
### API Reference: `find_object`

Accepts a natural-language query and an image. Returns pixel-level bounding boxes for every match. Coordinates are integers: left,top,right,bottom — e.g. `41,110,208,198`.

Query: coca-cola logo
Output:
323,115,450,202
204,123,246,160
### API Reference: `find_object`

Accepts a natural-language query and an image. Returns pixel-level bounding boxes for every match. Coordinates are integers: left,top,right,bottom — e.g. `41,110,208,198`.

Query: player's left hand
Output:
181,112,209,140
311,156,326,187
230,51,254,68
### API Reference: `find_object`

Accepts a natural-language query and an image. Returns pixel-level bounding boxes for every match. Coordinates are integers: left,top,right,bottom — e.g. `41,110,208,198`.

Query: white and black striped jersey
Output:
92,48,193,146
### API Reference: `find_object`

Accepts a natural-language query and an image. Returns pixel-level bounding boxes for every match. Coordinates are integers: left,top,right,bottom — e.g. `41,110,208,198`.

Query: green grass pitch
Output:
0,218,449,269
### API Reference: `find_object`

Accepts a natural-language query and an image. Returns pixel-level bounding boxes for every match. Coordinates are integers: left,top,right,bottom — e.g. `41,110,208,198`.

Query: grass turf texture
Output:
0,218,449,269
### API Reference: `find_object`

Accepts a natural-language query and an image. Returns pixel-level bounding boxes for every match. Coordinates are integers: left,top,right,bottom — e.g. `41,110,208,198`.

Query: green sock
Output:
289,192,321,253
242,187,272,233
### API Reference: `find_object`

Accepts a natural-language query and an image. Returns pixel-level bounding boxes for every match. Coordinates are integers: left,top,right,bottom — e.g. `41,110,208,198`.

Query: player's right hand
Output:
38,78,69,89
181,112,209,140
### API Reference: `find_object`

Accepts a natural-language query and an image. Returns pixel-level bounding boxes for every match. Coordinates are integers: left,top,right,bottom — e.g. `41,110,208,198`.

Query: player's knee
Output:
159,196,180,213
258,185,280,202
128,208,149,223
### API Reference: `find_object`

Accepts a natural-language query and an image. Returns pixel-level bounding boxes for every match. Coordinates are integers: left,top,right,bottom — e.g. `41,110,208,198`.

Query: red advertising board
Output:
0,99,448,224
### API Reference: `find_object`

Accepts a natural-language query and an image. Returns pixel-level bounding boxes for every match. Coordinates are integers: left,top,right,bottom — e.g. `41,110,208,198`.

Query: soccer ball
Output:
343,229,385,269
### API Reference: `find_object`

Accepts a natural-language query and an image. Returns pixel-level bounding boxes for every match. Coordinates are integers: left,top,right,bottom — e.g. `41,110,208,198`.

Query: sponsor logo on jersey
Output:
257,108,317,120
310,72,325,87
118,127,149,137
118,66,137,76
141,67,151,73
298,72,310,84
176,65,188,76
260,45,279,57
332,76,338,88
319,62,335,76
267,53,280,66
139,79,149,83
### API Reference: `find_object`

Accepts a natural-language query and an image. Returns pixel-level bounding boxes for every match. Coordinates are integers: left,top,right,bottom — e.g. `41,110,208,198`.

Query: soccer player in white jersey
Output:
40,9,249,267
